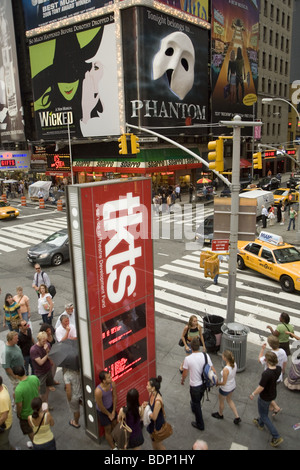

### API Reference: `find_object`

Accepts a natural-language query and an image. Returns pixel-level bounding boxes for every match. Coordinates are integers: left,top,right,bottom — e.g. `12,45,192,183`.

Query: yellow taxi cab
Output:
237,231,300,293
0,200,20,219
273,188,299,206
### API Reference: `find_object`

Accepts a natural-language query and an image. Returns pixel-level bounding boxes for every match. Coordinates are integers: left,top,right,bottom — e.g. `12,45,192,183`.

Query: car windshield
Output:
273,189,287,196
44,232,68,247
273,247,300,264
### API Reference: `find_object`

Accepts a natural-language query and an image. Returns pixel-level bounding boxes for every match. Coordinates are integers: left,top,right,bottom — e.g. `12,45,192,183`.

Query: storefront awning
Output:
240,158,252,168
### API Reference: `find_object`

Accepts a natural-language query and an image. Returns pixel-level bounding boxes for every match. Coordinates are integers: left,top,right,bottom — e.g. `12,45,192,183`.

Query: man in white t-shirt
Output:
55,303,76,331
55,315,77,343
181,337,216,431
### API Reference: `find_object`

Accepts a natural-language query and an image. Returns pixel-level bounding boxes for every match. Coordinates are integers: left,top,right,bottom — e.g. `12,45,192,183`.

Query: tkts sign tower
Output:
66,178,155,442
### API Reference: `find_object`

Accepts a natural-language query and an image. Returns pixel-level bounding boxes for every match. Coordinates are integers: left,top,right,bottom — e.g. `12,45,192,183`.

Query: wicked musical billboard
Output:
211,0,259,124
22,0,112,32
122,7,209,135
28,14,120,141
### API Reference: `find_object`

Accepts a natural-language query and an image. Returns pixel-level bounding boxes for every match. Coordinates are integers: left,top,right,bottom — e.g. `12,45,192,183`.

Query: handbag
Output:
111,418,132,450
151,402,173,442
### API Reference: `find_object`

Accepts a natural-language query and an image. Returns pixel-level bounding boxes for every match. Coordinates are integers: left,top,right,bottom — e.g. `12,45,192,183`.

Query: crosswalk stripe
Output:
0,235,28,249
0,243,15,252
154,251,300,346
0,217,68,253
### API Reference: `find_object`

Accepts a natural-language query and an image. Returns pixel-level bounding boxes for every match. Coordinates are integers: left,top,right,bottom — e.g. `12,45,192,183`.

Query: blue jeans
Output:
257,397,280,439
190,385,205,430
288,218,295,230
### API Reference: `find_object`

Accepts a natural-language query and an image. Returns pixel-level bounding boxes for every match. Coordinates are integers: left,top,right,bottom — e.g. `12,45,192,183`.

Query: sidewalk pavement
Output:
1,314,299,451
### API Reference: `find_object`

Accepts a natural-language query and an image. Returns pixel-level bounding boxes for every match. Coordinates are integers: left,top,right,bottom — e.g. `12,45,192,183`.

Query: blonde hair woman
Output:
212,350,241,424
13,287,30,322
179,315,206,373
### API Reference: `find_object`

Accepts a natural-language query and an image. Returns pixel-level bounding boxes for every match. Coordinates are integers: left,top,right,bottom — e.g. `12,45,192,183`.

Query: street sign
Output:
213,197,257,241
212,239,229,251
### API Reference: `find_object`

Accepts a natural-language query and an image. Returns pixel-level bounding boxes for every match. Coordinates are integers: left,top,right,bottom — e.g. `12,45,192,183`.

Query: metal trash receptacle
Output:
220,322,250,372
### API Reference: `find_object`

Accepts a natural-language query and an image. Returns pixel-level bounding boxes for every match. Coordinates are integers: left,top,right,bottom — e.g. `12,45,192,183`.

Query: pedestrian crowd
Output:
261,200,297,230
0,264,80,450
1,261,300,450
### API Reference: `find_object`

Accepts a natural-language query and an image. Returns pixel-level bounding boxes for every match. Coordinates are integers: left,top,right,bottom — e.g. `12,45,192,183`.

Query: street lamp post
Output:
220,115,262,323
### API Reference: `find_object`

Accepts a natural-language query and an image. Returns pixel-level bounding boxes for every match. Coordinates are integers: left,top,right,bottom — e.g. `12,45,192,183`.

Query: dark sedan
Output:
259,177,280,191
27,229,69,266
195,214,214,244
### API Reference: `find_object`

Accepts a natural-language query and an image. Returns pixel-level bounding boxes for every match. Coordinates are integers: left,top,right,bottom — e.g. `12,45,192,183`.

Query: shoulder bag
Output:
111,417,132,450
151,400,173,443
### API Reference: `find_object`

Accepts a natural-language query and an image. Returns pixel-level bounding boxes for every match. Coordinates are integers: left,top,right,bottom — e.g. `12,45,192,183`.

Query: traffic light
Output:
253,151,262,170
208,138,224,172
118,134,127,155
131,134,140,154
204,254,219,279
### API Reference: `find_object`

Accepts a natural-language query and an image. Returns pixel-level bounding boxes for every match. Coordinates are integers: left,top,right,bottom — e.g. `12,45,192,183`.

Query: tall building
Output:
258,0,295,174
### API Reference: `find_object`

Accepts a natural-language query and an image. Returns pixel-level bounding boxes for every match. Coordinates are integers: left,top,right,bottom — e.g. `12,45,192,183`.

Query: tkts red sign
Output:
96,191,147,308
69,178,155,439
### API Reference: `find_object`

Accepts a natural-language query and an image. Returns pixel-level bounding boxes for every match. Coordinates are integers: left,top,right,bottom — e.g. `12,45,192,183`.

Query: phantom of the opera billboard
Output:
67,178,155,440
28,14,120,141
122,7,209,135
211,0,259,124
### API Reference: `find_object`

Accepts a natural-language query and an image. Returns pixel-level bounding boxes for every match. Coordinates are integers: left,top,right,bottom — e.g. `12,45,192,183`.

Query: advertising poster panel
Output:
22,0,112,32
0,2,25,142
67,178,155,440
28,14,120,141
122,7,209,135
211,0,259,124
157,0,209,21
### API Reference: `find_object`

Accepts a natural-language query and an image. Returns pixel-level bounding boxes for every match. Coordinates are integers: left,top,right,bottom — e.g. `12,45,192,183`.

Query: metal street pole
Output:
220,115,262,323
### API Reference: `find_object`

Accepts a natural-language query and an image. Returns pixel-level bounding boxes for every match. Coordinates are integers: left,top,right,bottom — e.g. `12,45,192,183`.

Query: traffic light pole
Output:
220,115,262,323
126,123,231,188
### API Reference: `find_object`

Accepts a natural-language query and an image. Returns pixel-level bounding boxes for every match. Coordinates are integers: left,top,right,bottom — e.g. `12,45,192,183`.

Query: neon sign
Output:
1,159,16,167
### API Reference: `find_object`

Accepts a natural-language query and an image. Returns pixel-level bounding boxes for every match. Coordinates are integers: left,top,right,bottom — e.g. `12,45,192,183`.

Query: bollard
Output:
1,194,7,203
39,198,45,209
21,196,27,207
57,199,63,211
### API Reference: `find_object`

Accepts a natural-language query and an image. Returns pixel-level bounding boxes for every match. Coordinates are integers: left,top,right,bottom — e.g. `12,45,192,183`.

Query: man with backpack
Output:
181,337,216,431
32,264,56,299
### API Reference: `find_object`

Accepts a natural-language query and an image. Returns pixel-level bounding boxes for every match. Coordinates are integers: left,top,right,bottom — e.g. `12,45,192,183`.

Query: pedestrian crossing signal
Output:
118,134,127,155
253,151,262,170
204,254,219,279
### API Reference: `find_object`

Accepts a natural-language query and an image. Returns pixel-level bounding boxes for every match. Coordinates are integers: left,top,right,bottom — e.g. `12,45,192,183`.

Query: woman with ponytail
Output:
212,350,241,425
28,397,56,450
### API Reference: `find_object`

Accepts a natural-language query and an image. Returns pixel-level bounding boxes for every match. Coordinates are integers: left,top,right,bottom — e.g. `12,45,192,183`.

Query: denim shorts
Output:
219,388,235,397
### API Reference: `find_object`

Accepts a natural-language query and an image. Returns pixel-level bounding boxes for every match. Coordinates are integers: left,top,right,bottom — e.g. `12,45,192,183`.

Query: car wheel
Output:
237,255,246,270
280,275,294,293
51,253,63,266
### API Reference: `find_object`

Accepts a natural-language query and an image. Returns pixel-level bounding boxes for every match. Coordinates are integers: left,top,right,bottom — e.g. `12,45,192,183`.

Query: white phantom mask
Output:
152,32,195,100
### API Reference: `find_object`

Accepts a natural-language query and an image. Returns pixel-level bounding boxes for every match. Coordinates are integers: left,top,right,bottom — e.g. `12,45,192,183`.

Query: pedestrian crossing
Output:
0,216,67,253
154,251,300,346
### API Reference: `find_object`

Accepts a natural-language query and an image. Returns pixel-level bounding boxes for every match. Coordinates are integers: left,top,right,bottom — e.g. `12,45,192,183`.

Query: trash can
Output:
203,315,224,352
220,322,250,372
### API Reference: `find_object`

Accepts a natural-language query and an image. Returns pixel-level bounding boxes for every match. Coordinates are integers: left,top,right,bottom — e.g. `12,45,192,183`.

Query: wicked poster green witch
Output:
30,26,105,139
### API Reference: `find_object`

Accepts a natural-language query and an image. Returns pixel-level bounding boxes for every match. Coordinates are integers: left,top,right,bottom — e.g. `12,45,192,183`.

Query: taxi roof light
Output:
258,231,284,246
